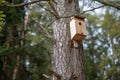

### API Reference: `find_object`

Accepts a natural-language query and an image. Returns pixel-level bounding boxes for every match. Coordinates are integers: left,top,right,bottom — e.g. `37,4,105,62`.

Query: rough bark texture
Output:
52,0,86,80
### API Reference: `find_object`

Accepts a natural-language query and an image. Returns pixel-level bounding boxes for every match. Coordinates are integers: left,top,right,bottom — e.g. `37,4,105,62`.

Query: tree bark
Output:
52,0,86,80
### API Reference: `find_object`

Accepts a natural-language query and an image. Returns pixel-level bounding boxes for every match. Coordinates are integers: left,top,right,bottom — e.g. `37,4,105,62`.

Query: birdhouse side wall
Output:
81,21,87,35
70,19,77,40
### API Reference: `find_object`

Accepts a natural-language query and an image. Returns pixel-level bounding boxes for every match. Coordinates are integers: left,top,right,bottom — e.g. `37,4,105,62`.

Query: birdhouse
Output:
70,16,87,41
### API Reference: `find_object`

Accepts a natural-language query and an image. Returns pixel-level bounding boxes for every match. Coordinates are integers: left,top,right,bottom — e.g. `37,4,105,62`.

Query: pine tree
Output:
51,0,86,80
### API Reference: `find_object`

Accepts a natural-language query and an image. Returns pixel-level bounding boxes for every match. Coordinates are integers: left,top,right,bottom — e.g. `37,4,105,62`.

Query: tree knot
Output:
69,72,77,80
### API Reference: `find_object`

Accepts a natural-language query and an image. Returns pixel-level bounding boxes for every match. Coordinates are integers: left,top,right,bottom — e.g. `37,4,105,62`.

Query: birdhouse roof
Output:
71,16,85,20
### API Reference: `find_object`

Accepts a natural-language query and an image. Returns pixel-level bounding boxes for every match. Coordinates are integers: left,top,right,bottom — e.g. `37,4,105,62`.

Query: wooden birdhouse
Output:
70,16,87,41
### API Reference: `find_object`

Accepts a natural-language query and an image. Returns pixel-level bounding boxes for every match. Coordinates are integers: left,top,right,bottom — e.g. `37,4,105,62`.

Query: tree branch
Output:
80,5,104,14
38,4,59,19
32,18,55,42
54,5,104,19
94,0,120,10
0,0,48,7
48,68,61,80
42,74,50,79
48,1,60,19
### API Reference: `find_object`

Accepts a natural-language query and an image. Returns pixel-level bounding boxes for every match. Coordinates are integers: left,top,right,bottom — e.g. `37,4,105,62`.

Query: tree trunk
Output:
12,55,20,80
52,0,86,80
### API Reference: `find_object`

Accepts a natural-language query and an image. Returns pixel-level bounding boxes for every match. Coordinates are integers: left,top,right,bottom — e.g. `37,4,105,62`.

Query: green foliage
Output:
5,7,24,24
0,11,5,31
85,56,97,80
24,4,52,80
0,0,6,2
25,42,50,80
84,7,120,80
102,10,120,38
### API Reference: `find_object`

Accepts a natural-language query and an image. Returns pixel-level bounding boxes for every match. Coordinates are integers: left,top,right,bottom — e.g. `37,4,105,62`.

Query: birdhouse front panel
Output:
70,16,87,41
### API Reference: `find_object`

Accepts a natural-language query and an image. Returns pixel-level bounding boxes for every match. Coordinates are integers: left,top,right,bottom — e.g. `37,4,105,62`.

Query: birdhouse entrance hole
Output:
79,22,81,25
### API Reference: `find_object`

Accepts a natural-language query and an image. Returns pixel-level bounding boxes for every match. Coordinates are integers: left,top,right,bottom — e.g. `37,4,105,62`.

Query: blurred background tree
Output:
84,6,120,80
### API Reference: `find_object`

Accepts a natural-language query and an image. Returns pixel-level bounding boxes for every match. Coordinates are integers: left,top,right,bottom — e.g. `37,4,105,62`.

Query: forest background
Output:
0,0,120,80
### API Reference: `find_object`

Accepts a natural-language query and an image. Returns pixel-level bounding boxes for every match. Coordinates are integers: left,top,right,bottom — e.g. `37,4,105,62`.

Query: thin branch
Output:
32,18,55,42
0,0,48,7
52,5,104,19
94,0,120,10
48,1,59,19
46,19,55,28
80,5,104,14
32,18,51,37
38,4,58,19
42,74,50,79
48,68,61,80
